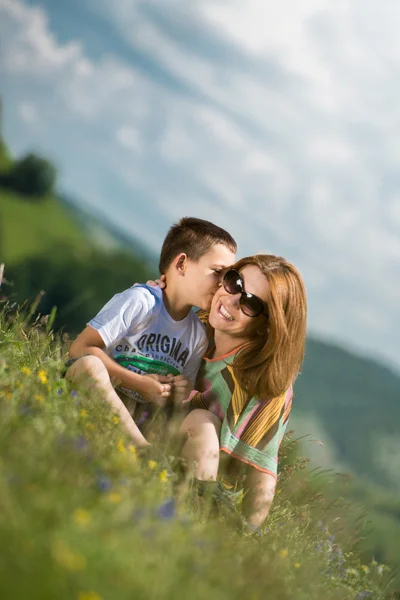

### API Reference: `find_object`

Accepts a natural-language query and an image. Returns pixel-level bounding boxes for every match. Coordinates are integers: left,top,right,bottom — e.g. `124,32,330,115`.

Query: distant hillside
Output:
57,193,158,269
1,188,90,263
0,187,157,268
292,338,400,491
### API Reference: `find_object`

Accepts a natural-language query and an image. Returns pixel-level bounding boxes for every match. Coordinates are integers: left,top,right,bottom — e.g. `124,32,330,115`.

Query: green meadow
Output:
0,306,396,600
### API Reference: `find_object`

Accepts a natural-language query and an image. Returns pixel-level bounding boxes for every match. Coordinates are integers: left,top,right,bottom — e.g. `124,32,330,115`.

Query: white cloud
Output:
18,102,38,123
1,0,400,371
115,126,142,152
0,0,81,75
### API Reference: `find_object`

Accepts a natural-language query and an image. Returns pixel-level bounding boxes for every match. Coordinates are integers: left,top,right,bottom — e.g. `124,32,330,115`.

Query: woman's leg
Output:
66,355,149,448
179,409,221,480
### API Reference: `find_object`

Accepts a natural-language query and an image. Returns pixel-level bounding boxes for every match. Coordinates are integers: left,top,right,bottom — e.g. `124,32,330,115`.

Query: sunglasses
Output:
222,269,268,318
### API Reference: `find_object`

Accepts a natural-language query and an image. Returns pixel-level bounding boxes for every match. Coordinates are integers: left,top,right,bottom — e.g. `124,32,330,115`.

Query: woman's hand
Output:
171,374,193,405
146,274,167,289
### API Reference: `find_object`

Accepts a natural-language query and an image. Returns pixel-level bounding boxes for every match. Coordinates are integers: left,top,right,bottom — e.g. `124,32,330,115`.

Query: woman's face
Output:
209,264,269,343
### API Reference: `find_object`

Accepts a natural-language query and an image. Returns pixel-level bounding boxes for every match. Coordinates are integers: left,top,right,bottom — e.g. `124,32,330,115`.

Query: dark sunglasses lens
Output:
223,270,242,294
240,294,265,318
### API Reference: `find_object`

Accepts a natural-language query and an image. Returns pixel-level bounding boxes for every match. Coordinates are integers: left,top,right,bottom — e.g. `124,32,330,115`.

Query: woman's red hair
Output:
230,254,307,399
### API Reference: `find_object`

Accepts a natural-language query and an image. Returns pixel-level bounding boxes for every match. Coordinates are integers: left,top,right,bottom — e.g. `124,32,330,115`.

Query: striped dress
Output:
189,347,293,480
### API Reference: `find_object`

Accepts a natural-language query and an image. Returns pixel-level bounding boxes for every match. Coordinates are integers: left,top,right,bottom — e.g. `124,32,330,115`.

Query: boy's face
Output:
183,244,236,310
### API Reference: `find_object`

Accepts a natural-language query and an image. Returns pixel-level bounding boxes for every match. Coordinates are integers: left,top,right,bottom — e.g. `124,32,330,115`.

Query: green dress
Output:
189,346,293,480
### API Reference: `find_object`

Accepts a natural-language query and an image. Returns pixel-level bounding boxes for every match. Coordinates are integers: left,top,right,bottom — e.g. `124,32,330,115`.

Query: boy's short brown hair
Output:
158,217,237,274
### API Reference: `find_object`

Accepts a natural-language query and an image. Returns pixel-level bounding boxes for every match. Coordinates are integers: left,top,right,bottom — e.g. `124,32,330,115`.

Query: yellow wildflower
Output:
35,394,45,404
0,390,12,400
293,562,301,568
73,509,91,528
85,422,95,431
78,592,102,600
112,415,120,424
159,469,168,483
117,439,126,453
106,492,121,504
38,370,48,384
21,366,32,376
51,540,86,571
280,549,288,558
128,444,136,455
148,460,157,470
80,409,87,418
362,565,370,574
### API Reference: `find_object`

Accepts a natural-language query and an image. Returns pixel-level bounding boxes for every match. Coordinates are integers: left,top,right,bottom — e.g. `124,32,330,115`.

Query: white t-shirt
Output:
88,284,208,403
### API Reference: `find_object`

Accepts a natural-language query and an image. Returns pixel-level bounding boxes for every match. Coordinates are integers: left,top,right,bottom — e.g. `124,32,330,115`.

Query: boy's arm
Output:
68,326,172,403
171,333,207,405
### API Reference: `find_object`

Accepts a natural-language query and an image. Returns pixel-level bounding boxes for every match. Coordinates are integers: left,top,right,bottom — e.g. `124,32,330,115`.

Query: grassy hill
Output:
293,339,400,491
0,189,90,263
0,312,395,599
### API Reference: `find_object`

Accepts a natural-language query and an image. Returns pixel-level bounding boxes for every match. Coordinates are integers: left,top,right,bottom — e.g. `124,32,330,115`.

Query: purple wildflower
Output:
96,476,112,492
57,389,63,395
74,436,88,451
157,498,176,520
70,390,78,398
136,411,150,426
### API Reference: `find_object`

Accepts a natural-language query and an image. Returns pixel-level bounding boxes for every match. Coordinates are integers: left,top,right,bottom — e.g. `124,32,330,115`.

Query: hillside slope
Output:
293,338,400,491
1,189,90,263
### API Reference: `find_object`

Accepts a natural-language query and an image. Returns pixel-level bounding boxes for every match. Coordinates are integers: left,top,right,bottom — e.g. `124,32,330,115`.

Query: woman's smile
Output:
217,300,234,322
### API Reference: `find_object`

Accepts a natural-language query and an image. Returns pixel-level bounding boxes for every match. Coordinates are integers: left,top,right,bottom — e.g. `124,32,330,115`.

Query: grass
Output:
0,303,397,600
0,188,89,263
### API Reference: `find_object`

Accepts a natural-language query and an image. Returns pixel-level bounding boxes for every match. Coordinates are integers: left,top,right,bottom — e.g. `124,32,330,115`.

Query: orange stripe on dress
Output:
241,391,287,447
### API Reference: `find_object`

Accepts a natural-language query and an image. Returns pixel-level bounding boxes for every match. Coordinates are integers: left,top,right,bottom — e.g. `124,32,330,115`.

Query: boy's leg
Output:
65,355,149,448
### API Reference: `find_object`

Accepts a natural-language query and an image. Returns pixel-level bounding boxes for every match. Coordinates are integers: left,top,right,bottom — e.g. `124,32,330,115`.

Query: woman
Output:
178,254,307,531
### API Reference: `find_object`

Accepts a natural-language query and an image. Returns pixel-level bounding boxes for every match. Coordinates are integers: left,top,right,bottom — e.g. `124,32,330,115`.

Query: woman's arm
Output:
242,466,277,529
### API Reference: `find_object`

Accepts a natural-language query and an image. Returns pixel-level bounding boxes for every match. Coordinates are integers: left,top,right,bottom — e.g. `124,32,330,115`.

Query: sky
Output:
1,0,400,371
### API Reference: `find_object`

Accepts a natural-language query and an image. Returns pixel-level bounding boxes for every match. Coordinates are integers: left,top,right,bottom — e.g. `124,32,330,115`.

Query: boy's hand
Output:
171,374,192,405
139,373,173,406
146,274,166,289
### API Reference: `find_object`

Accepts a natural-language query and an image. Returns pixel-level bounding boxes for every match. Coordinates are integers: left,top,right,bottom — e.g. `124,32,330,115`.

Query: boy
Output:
66,217,236,448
